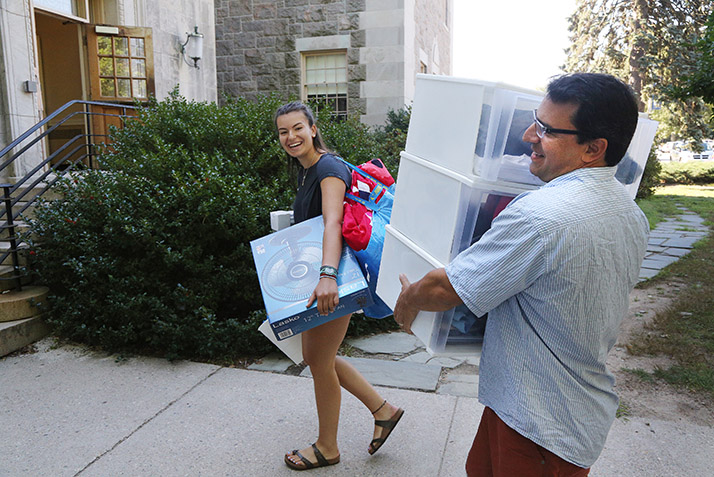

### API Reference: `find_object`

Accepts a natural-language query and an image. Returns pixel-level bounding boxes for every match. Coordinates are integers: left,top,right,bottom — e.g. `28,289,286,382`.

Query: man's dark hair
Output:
547,73,639,166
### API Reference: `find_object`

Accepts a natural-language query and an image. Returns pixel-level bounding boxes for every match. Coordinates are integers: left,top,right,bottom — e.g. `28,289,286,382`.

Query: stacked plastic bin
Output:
376,74,657,356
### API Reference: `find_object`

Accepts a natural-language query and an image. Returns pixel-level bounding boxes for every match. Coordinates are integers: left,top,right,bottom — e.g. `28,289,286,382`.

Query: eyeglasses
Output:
532,110,580,138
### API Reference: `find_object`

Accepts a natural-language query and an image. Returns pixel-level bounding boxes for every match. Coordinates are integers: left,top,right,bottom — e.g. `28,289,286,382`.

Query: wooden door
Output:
84,25,154,164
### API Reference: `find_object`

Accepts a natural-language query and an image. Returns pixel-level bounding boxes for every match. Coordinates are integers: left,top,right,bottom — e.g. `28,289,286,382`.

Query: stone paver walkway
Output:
639,207,709,281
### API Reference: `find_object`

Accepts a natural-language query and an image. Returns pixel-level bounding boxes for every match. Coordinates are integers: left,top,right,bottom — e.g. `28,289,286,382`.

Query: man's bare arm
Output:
393,268,463,334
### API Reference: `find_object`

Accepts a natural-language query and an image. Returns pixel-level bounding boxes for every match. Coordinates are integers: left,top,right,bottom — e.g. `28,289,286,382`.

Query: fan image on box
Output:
262,224,320,302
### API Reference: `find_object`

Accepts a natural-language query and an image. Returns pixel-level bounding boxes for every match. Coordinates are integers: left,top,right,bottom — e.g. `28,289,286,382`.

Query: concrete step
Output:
0,285,48,322
2,201,38,221
0,265,32,292
0,314,50,357
14,183,63,202
0,243,30,267
0,221,31,240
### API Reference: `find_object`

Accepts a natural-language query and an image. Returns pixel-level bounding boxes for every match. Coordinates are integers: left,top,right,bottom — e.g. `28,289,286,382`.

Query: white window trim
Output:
34,0,90,23
296,35,350,53
301,50,348,116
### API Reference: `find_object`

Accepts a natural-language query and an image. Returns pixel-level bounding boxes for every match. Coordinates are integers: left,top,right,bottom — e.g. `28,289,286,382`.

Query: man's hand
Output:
393,274,419,334
393,269,463,334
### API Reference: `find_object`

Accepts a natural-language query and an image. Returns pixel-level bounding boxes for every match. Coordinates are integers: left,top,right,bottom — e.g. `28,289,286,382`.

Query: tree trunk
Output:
629,0,649,111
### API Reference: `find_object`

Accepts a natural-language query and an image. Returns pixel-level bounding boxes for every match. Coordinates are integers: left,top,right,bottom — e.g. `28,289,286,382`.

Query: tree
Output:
671,11,714,105
564,1,713,147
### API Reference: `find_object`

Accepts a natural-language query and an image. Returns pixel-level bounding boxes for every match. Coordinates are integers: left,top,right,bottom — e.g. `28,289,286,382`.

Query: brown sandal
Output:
368,400,405,455
284,443,340,471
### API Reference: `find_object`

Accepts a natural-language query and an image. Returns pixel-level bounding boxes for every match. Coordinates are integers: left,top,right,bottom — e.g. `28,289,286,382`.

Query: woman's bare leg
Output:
286,314,350,465
285,314,402,465
333,356,401,446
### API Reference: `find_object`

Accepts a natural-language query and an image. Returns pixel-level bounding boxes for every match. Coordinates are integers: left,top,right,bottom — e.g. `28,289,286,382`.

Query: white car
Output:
671,141,713,161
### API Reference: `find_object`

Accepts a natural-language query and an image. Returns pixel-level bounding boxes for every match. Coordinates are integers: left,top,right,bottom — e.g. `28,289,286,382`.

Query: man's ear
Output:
583,138,608,165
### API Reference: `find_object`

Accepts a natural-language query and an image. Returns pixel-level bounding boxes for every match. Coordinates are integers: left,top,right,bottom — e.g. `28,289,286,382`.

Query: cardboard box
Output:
251,215,372,341
258,320,303,364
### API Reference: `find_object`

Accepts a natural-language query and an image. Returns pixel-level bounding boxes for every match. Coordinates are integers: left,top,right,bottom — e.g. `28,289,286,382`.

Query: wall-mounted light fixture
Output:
181,26,204,69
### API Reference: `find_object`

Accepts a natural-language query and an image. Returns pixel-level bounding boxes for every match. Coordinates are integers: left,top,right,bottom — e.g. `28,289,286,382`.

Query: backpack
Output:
341,158,395,319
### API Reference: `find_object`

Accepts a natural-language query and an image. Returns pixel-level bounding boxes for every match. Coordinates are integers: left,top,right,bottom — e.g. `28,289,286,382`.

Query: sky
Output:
452,0,577,92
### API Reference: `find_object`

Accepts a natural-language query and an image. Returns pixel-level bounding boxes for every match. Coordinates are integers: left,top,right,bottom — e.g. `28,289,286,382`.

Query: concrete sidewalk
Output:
2,339,713,477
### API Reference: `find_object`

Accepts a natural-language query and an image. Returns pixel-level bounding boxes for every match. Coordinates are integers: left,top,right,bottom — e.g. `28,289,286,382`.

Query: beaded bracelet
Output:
319,265,338,277
319,274,337,281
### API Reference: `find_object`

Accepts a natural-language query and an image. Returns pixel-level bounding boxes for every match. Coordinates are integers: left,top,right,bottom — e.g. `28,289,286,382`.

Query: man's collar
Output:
544,166,617,187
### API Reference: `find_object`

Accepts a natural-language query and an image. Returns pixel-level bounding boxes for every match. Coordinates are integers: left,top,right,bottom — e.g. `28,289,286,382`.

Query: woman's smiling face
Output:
276,111,317,160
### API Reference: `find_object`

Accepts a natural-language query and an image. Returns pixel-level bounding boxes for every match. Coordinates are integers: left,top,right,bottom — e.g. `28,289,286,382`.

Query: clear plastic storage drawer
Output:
405,74,545,186
377,225,486,356
389,152,536,264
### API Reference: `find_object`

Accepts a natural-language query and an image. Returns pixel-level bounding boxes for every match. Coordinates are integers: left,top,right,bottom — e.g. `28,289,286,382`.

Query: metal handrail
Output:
0,100,139,291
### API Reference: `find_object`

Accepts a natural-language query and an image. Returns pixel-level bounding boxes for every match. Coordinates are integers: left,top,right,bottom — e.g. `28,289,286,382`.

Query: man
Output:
393,73,650,476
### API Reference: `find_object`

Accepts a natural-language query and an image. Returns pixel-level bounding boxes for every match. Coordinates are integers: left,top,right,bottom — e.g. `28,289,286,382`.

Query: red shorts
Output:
466,407,591,477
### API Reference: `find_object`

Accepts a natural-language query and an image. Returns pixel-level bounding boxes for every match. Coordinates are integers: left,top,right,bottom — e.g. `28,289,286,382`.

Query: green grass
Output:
615,400,631,420
636,183,714,229
622,367,656,383
630,184,714,400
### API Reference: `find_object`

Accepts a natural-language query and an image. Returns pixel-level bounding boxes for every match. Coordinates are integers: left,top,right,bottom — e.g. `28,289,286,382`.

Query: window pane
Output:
98,36,112,56
325,68,336,84
116,58,130,77
114,37,129,56
117,78,131,97
131,59,146,78
130,38,145,57
132,79,147,98
35,0,76,16
337,96,347,113
100,78,115,97
99,57,114,76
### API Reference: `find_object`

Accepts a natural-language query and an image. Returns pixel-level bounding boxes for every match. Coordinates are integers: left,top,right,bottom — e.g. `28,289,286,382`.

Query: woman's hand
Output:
307,277,340,315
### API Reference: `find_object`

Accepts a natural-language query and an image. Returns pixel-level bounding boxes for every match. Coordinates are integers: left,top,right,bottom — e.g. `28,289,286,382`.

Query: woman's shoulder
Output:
316,153,351,184
316,153,348,172
317,153,343,166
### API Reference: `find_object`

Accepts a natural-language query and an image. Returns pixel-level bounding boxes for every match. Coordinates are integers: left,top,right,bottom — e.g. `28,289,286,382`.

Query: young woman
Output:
274,101,404,471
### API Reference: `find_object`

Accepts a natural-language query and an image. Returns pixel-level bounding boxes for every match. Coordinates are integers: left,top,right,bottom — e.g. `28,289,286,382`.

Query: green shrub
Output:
659,160,714,184
318,112,385,167
636,149,663,199
372,106,411,175
32,91,399,360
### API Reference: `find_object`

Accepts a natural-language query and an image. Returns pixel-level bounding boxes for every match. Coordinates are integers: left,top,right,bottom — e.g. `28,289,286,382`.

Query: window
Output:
34,0,89,22
85,25,154,103
303,52,348,119
96,34,149,100
420,61,428,74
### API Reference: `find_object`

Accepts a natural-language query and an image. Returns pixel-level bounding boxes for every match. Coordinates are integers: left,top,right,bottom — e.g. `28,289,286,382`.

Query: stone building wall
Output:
215,0,365,112
360,0,405,126
413,0,451,76
214,0,451,127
